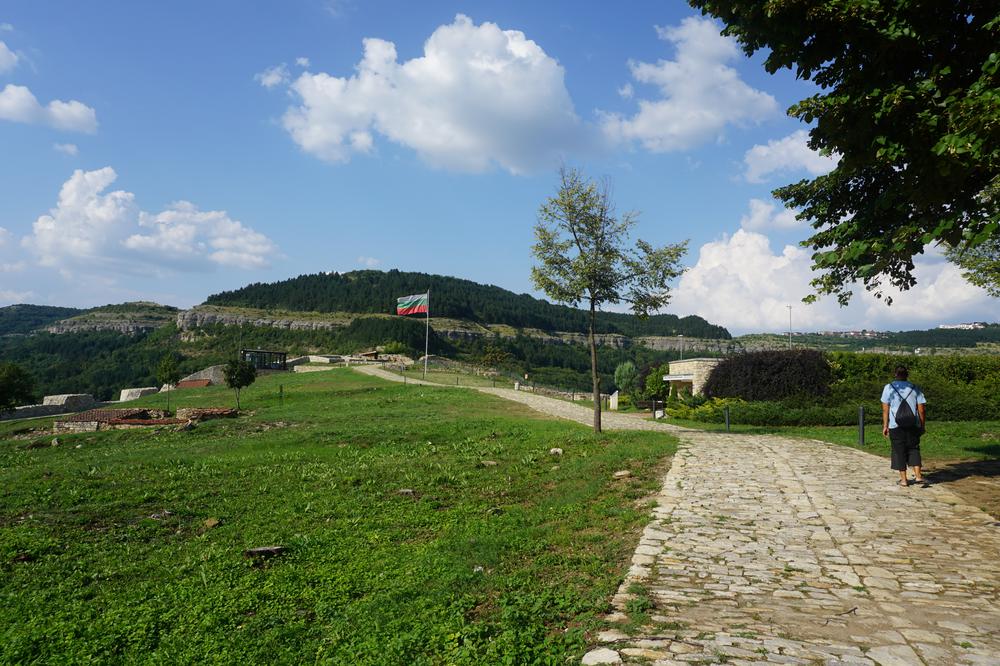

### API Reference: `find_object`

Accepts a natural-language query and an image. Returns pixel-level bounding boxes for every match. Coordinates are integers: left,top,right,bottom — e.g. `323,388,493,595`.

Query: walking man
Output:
881,365,928,487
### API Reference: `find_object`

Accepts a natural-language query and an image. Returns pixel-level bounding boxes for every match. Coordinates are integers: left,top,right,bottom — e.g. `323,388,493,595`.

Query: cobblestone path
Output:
353,366,1000,664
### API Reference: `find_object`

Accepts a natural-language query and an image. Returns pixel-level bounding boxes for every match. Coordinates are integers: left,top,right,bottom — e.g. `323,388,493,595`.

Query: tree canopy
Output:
690,0,999,304
0,362,35,412
946,235,1000,297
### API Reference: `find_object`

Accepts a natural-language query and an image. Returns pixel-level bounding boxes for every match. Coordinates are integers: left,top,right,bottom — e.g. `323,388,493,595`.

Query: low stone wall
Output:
2,394,104,422
293,365,338,373
179,365,226,386
119,387,159,401
42,394,96,410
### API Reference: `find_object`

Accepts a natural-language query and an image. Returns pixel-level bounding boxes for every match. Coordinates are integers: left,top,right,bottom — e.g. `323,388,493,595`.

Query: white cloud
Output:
617,83,633,99
740,198,800,231
127,201,277,270
295,56,310,68
743,129,838,183
273,14,586,174
53,142,78,156
0,226,8,246
0,288,33,304
0,40,18,73
0,23,12,32
672,229,996,333
601,17,778,152
255,63,290,89
22,167,278,276
356,255,381,267
0,83,98,133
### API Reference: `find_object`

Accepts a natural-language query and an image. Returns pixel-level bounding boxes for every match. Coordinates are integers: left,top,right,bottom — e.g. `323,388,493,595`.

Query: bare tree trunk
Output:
589,299,602,433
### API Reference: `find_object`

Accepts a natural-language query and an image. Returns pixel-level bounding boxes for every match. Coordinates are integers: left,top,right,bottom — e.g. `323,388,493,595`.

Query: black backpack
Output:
892,385,919,429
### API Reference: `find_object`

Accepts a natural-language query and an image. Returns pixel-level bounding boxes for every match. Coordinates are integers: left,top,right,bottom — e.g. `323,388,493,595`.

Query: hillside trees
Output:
204,270,728,338
0,362,35,412
532,168,687,432
689,0,1000,304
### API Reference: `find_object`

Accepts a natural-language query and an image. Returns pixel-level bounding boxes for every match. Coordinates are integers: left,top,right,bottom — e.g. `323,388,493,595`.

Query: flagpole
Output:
424,288,430,380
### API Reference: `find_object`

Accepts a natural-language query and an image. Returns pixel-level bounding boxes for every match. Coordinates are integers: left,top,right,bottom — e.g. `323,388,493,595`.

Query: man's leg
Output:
889,429,908,485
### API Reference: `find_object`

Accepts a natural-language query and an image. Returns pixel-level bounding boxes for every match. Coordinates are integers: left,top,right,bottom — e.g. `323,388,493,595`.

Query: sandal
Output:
897,479,909,487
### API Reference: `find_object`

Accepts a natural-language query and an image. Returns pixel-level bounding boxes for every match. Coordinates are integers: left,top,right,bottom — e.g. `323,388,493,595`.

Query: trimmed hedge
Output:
677,351,1000,425
703,350,831,401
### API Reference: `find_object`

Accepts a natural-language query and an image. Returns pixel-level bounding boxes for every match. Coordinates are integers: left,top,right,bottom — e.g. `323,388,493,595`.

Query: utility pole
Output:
786,305,792,350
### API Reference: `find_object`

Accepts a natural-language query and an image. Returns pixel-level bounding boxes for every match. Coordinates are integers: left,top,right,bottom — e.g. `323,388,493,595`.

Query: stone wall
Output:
179,365,226,386
667,358,722,395
119,387,159,401
42,394,97,410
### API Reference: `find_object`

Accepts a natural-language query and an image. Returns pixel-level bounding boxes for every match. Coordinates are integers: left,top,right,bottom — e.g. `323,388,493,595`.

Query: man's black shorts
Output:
889,427,922,470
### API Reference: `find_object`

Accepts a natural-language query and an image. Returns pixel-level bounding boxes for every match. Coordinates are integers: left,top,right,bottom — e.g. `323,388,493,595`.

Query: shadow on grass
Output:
926,449,1000,485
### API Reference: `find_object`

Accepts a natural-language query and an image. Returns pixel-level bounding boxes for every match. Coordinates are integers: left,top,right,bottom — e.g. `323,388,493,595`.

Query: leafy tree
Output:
946,235,1000,297
156,353,182,413
0,362,35,412
613,361,639,401
642,362,672,401
531,168,687,432
479,343,510,371
223,358,256,410
690,0,1000,304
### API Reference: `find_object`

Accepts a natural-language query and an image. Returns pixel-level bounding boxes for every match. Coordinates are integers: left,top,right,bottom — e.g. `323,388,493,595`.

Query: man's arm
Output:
882,402,890,437
917,403,926,429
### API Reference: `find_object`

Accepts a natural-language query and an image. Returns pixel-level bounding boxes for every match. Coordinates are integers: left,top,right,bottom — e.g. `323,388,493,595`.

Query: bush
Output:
703,350,831,401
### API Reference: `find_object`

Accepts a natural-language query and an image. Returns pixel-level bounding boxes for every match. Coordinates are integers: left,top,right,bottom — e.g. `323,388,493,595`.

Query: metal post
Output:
279,384,283,407
424,288,430,380
858,405,865,446
787,305,793,350
724,406,730,432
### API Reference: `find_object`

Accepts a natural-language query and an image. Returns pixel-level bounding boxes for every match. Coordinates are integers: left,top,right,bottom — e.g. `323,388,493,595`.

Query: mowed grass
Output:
667,418,1000,461
0,369,676,665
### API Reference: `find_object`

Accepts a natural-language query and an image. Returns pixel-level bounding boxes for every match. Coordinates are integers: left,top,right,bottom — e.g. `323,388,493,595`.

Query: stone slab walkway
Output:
353,366,1000,664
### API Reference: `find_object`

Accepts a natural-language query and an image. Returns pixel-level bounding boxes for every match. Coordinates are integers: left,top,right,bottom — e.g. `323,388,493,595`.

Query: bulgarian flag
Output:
396,292,429,316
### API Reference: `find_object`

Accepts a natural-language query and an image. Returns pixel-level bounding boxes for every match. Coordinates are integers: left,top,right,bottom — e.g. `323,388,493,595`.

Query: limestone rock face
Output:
176,309,342,332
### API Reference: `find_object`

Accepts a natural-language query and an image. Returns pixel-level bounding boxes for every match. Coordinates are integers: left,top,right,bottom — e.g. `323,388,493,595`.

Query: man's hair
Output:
894,365,909,380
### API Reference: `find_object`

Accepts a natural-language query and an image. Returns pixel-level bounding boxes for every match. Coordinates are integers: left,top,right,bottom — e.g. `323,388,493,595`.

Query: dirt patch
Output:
924,458,1000,519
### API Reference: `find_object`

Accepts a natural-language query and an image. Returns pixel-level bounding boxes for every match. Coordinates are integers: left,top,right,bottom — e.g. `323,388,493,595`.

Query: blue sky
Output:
0,1,995,334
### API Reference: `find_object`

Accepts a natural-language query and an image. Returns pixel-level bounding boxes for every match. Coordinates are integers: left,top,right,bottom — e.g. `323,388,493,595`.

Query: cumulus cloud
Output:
295,56,310,68
0,40,17,73
743,129,838,183
126,201,277,269
671,230,996,333
0,288,33,303
53,142,78,156
740,198,801,231
601,17,778,152
0,83,98,133
0,23,12,32
255,63,290,89
356,255,381,267
22,167,278,276
270,14,586,174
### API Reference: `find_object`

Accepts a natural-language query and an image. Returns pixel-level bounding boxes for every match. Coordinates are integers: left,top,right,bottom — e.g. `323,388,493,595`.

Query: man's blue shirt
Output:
880,380,927,429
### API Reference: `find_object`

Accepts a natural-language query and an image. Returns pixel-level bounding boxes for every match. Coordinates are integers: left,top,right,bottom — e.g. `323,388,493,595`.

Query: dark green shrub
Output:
703,350,832,401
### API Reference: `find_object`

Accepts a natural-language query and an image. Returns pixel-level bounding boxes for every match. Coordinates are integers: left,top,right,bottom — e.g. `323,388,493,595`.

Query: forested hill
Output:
205,269,731,339
0,304,83,335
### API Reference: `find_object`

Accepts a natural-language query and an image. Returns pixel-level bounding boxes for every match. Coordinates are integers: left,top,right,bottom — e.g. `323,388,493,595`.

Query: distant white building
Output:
938,322,987,330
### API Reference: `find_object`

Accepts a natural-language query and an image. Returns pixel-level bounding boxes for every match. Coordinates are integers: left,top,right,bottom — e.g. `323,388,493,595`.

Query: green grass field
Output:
1,369,677,664
666,418,1000,461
